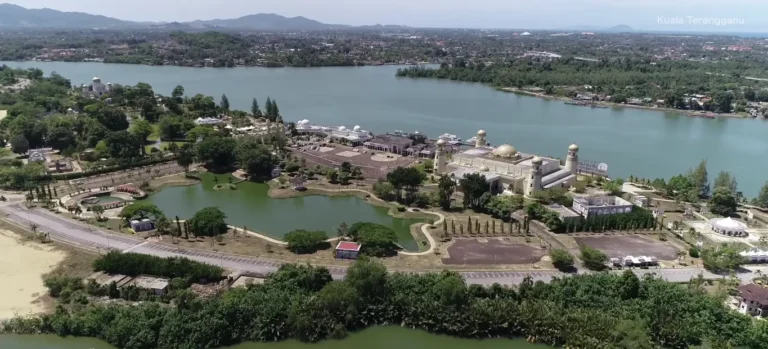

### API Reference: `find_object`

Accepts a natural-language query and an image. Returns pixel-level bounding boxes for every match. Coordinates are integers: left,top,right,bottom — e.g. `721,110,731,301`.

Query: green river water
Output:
0,327,545,349
2,61,767,197
140,173,425,250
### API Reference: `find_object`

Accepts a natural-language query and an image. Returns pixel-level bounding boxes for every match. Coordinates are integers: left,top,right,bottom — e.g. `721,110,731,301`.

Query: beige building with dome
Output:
434,130,579,197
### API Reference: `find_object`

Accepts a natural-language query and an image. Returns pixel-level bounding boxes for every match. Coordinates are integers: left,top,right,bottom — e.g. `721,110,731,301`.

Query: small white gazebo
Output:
709,217,748,237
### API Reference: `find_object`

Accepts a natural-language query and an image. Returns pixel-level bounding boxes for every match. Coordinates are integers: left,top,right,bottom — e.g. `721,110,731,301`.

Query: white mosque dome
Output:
479,165,490,172
532,156,543,165
477,129,486,136
338,126,347,131
353,125,361,131
92,77,101,82
492,144,518,158
569,143,579,151
436,139,446,146
297,119,310,126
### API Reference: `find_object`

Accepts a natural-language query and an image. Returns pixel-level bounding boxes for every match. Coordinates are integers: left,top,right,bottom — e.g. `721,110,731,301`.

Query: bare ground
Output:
575,234,681,260
442,238,549,265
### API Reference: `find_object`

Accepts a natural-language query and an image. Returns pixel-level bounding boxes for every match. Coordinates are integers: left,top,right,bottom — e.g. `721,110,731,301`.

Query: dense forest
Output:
3,258,766,349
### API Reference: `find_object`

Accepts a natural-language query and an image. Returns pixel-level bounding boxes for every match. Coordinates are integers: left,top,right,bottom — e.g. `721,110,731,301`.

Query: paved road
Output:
2,203,766,285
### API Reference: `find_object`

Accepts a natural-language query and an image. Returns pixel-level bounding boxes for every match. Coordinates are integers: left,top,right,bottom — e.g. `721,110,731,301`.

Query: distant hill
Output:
187,13,348,30
0,3,133,28
602,25,635,33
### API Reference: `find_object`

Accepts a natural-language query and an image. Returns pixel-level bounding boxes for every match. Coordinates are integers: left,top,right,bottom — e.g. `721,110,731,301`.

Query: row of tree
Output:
5,259,767,348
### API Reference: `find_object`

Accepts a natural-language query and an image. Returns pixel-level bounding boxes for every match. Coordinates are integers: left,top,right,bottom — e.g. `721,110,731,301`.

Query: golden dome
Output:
436,139,446,146
492,144,518,158
479,165,490,172
532,156,543,165
569,143,579,151
477,129,486,136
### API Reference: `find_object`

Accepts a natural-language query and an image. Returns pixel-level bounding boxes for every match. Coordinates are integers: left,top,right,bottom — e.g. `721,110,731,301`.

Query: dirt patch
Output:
443,238,548,265
575,235,680,260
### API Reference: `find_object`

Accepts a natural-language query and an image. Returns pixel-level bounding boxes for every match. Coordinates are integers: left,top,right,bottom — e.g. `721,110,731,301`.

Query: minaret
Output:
475,129,487,148
565,143,579,175
525,156,543,197
434,139,447,174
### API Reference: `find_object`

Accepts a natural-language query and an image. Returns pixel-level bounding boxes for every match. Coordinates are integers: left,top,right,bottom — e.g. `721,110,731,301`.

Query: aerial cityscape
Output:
1,1,768,349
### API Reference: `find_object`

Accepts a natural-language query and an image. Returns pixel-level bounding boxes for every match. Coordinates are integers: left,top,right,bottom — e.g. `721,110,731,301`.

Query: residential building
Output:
737,284,768,317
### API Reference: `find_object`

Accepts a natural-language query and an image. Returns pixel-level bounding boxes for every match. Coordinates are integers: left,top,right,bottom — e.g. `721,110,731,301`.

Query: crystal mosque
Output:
433,129,579,197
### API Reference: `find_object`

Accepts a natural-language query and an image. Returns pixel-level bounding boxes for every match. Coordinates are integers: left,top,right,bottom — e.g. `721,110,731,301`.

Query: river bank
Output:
497,87,749,119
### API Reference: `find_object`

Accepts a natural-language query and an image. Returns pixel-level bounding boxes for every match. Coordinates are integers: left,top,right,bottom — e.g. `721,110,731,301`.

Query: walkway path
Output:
399,208,443,256
3,200,768,286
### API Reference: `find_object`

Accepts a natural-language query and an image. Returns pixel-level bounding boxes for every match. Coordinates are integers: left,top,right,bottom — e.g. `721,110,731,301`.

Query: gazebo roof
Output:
709,217,747,231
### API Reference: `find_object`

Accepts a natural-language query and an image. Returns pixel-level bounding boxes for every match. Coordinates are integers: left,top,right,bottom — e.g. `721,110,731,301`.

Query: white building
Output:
740,248,768,263
81,77,110,97
330,125,372,146
435,130,578,196
709,217,748,237
195,117,222,125
295,119,331,134
737,284,768,317
572,196,634,218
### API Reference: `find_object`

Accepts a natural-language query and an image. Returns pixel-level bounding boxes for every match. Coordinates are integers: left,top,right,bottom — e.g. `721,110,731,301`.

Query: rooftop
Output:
574,196,633,207
126,275,170,290
336,241,362,251
710,217,747,231
739,284,768,304
367,134,413,148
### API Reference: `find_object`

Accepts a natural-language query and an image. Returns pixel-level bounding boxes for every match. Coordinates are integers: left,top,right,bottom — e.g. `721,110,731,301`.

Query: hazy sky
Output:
4,0,766,31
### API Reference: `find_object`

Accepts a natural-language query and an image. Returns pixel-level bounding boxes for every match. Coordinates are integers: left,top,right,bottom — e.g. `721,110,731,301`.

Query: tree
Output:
459,173,488,210
372,181,394,201
702,246,747,273
188,207,228,237
130,119,153,154
386,167,422,202
284,230,329,254
755,181,768,208
47,127,76,151
158,115,194,140
91,205,105,221
327,169,339,183
437,176,456,211
220,94,230,111
709,187,737,217
251,98,262,117
171,85,185,102
348,222,399,257
196,136,238,170
177,143,195,171
580,246,607,271
264,97,274,121
550,248,575,272
95,107,129,131
688,160,709,198
236,138,279,180
119,203,165,223
272,99,280,121
155,216,171,233
105,131,141,160
602,180,623,196
713,171,738,194
10,135,29,154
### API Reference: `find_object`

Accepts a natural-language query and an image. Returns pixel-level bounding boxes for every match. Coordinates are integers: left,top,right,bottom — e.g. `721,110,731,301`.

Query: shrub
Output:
284,230,329,254
689,247,700,258
397,206,406,212
550,248,575,272
580,246,607,271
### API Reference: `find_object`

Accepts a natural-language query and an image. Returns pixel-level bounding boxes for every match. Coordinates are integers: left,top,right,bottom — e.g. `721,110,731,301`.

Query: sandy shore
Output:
0,230,65,319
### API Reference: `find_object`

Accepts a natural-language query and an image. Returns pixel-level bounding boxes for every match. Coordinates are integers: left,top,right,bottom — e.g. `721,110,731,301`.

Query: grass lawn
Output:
145,141,188,154
147,124,161,141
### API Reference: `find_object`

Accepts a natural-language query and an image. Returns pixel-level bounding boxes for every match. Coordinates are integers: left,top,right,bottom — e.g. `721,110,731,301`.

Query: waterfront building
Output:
81,77,110,97
435,129,578,196
571,196,634,218
295,119,332,135
708,217,748,237
737,284,768,317
434,139,447,173
330,125,372,146
365,134,414,155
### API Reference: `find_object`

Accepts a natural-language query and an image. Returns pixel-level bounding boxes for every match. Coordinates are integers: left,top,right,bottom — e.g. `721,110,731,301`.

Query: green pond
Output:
140,173,425,251
95,196,124,204
0,327,546,349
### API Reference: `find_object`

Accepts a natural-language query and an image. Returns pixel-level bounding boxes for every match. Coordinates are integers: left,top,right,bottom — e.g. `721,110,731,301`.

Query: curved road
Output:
2,203,766,285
